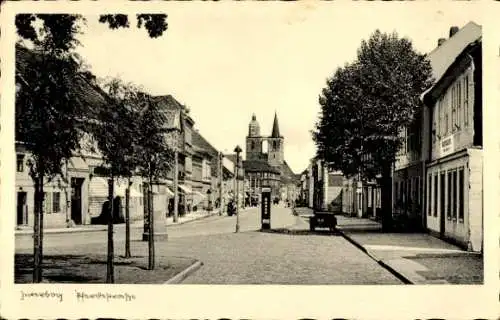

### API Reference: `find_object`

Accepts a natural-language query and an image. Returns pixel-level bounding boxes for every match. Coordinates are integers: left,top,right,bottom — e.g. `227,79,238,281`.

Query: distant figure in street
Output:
91,196,124,224
168,198,174,217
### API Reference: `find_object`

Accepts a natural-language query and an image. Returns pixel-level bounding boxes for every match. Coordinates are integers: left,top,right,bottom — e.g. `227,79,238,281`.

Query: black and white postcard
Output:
0,1,498,319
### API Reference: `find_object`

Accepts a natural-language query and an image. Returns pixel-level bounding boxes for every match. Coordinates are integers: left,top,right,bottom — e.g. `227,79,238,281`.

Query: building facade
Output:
15,46,205,228
243,113,297,201
422,22,482,252
393,111,425,230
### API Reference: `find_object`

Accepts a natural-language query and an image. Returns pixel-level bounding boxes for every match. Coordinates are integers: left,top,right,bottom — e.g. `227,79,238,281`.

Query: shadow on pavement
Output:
255,228,343,237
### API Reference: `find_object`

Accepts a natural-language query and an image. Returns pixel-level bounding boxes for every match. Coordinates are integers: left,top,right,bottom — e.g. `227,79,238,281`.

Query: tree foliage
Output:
15,29,88,183
99,14,168,38
16,14,168,48
313,30,433,180
90,79,142,178
135,96,175,181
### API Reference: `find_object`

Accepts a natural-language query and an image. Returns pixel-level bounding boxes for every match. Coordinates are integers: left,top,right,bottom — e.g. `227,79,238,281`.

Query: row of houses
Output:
15,45,242,229
299,22,483,252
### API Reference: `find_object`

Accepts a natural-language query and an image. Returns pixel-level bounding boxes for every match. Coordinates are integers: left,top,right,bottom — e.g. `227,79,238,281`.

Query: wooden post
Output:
125,177,131,258
173,145,179,223
32,175,42,283
148,175,155,270
106,177,115,283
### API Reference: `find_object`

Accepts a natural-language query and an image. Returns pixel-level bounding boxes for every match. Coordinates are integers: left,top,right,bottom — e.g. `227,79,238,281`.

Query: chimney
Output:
449,26,459,38
438,38,446,46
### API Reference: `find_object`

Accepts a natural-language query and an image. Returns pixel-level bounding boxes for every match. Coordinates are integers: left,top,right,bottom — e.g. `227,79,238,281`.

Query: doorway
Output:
17,191,27,225
71,177,84,225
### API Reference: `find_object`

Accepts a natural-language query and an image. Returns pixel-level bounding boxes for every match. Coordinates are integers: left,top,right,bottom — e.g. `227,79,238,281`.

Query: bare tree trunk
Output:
106,177,115,283
33,174,44,283
148,174,155,270
125,177,131,258
380,163,393,232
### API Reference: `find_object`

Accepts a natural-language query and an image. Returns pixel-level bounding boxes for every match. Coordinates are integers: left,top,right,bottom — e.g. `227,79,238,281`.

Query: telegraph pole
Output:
219,152,224,216
234,145,242,233
173,130,179,223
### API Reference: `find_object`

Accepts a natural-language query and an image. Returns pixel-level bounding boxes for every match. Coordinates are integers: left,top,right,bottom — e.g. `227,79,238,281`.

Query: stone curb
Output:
15,211,221,236
337,228,413,285
164,260,203,284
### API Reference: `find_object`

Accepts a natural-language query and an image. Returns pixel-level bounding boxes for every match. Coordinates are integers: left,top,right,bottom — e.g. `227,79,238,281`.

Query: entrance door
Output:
17,192,27,225
71,178,84,225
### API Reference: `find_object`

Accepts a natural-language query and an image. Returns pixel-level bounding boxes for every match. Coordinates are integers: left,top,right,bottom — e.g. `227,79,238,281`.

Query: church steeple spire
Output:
271,111,281,138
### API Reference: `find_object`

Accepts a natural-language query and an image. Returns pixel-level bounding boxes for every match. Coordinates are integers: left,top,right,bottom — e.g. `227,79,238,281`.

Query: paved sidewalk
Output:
15,209,221,235
293,207,483,284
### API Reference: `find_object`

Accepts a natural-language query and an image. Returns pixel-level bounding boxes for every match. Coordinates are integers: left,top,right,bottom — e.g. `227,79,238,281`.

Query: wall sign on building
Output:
440,135,454,158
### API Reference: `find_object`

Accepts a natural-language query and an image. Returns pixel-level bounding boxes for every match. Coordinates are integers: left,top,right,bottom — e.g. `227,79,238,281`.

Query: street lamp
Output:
234,145,242,233
219,152,224,216
172,111,182,224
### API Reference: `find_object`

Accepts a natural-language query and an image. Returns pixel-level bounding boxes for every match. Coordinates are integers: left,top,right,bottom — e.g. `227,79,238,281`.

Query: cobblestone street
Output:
16,206,402,284
169,231,402,284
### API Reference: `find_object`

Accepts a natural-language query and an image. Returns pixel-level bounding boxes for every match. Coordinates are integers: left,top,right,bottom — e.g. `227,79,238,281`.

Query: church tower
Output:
246,113,263,161
267,112,284,167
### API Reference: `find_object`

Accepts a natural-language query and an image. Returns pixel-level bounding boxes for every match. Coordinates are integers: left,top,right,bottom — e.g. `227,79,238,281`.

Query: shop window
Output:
440,172,446,219
447,171,452,219
427,174,432,216
433,175,438,217
408,179,412,209
52,192,60,213
416,177,420,206
459,169,464,221
453,170,458,219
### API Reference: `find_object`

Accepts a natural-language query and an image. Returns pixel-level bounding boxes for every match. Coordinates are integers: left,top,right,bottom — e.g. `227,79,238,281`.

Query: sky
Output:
70,2,483,174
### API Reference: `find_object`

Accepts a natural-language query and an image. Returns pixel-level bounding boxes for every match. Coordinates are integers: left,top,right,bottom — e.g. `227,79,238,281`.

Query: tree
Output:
15,13,169,283
135,95,175,270
16,14,168,45
313,30,433,231
89,78,143,282
15,16,97,283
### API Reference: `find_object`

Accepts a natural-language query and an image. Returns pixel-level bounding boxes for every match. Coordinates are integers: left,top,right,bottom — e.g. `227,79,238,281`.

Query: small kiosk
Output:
261,186,272,230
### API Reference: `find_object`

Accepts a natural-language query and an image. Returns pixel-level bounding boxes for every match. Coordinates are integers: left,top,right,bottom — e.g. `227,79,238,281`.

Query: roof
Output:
152,95,195,127
421,21,481,99
280,161,298,183
192,129,218,158
16,45,110,120
271,112,281,138
224,153,239,165
243,160,280,174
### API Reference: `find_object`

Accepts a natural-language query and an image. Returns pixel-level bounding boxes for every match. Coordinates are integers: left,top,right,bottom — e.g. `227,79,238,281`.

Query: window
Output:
52,192,61,213
459,168,464,221
433,175,438,217
441,172,446,218
251,141,255,150
464,75,469,126
407,179,412,208
445,113,449,136
44,192,52,214
427,174,432,216
453,170,458,219
451,86,456,132
457,81,461,129
17,154,24,172
447,171,452,219
436,99,442,140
